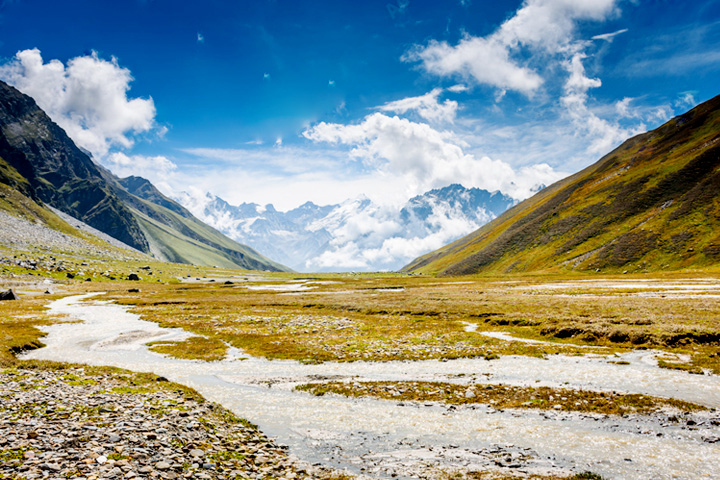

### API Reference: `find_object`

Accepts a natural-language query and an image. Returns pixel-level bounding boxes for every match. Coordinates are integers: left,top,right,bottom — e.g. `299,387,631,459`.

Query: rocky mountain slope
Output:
177,184,515,272
0,80,287,271
402,94,720,275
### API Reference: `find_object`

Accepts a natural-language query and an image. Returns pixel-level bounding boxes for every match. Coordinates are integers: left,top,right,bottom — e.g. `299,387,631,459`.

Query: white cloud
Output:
197,32,205,44
0,48,158,159
378,88,458,123
447,84,469,93
592,28,628,42
304,193,500,271
303,112,562,201
405,0,620,94
405,35,543,95
105,153,177,191
173,149,398,211
561,53,639,154
615,97,635,118
497,0,618,51
560,53,642,155
675,92,697,110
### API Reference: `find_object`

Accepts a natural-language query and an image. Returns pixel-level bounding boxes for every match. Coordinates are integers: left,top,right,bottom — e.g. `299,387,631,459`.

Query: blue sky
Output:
0,0,719,209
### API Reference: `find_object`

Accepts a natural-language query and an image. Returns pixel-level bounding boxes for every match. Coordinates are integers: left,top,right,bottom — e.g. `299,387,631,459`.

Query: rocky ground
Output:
0,210,144,264
0,367,347,480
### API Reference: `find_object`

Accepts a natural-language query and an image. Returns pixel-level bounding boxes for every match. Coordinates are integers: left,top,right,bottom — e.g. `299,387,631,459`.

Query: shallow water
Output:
23,294,720,480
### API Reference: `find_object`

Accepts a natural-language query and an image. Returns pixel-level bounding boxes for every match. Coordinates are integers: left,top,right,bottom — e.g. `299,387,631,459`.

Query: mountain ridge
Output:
402,94,720,275
177,184,516,272
0,80,289,272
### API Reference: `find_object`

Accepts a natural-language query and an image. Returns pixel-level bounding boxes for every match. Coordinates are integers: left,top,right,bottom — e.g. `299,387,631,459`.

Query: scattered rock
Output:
0,288,19,300
0,369,339,480
128,273,141,281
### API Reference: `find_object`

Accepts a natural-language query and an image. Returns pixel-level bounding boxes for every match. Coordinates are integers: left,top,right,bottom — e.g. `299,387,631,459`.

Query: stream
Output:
22,293,720,480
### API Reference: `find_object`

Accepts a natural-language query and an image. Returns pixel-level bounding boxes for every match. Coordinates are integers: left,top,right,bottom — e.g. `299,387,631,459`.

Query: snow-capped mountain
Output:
175,184,515,272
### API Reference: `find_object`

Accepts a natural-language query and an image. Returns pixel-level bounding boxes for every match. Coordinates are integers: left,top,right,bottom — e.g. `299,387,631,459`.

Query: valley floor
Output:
1,268,720,480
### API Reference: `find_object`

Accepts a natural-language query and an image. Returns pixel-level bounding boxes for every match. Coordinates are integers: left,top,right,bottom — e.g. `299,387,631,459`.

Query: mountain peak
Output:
402,94,720,275
0,80,290,272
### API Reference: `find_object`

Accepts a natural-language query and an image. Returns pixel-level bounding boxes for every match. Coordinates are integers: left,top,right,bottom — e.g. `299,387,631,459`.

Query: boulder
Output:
0,289,19,301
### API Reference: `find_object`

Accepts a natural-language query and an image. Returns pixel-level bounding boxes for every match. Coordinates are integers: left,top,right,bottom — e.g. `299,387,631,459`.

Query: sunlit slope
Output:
402,94,720,275
0,81,290,271
129,199,289,271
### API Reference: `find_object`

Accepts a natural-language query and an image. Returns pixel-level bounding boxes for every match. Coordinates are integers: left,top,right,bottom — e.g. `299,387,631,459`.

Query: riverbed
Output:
22,293,720,479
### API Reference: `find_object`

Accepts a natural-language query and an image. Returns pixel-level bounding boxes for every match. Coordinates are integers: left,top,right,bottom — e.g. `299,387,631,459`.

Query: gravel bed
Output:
0,368,346,480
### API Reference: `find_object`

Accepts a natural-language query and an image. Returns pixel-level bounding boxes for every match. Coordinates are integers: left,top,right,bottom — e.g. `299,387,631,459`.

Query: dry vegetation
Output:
1,255,719,374
296,380,706,415
92,272,720,373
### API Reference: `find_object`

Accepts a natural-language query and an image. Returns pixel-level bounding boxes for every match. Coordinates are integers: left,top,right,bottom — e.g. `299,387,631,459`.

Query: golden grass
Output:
147,336,228,362
296,380,706,415
0,292,69,367
1,253,718,373
90,273,719,372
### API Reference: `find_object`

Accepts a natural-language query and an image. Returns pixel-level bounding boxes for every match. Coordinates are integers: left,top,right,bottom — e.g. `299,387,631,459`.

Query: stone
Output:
0,288,19,301
189,449,204,458
155,461,171,470
128,273,141,281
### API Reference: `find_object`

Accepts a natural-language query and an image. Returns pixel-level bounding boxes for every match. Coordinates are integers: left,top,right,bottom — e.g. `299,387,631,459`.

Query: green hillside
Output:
130,199,288,271
403,94,720,275
0,80,290,272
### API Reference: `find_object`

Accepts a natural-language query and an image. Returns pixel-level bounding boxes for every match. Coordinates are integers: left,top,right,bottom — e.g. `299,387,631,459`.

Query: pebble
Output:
0,368,341,480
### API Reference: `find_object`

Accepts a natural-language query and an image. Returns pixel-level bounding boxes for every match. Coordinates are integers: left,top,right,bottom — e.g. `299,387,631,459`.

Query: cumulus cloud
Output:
305,193,498,271
560,53,644,155
0,48,158,159
303,112,562,200
378,88,458,123
105,152,177,192
405,35,543,95
404,0,619,94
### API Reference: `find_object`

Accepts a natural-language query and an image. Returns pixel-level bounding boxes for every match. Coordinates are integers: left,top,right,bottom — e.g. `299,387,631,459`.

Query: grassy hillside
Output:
0,81,289,272
130,199,289,271
403,94,720,275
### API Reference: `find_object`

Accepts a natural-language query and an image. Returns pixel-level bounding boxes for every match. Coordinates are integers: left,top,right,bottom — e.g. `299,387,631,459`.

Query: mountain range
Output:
176,185,516,272
2,75,718,277
403,94,720,275
0,80,288,272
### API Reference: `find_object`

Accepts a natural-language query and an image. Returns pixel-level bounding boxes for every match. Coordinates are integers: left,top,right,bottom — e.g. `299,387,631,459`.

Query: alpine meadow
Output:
0,1,719,480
